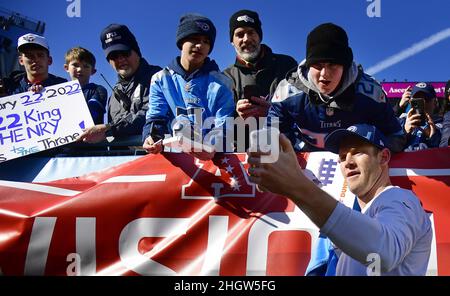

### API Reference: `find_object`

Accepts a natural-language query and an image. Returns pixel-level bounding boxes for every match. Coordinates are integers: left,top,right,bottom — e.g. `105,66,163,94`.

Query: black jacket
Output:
107,58,161,138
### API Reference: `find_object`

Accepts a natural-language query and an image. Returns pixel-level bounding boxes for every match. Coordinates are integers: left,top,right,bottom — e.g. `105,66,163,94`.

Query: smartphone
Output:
249,127,280,163
410,97,426,125
243,85,260,102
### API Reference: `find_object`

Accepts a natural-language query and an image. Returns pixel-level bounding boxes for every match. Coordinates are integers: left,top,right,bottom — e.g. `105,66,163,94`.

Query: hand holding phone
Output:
249,127,280,164
244,85,259,102
410,97,426,126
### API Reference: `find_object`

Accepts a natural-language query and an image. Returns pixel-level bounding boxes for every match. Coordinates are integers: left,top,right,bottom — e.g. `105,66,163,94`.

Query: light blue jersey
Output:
142,57,234,145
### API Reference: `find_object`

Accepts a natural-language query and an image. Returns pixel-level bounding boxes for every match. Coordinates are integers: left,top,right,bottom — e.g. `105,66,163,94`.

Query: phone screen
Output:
243,85,259,100
410,98,426,125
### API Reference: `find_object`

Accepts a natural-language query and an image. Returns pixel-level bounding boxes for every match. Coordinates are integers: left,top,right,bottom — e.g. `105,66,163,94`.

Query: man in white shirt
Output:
247,124,432,275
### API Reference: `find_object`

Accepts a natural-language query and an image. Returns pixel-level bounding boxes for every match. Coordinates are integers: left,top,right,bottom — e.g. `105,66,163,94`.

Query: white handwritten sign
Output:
0,80,94,162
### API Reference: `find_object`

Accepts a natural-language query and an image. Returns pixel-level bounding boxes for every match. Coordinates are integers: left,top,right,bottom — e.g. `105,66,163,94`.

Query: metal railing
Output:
0,7,45,34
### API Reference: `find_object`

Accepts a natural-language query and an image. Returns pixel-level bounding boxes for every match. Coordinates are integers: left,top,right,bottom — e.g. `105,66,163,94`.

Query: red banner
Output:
0,149,449,276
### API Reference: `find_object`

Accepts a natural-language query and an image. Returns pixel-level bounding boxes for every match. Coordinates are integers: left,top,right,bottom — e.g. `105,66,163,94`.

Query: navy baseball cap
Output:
324,124,388,154
411,82,436,100
100,24,142,59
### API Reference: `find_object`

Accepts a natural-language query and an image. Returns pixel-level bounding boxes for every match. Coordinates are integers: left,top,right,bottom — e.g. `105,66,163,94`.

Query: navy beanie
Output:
229,9,262,42
176,14,216,53
100,24,142,59
305,23,353,69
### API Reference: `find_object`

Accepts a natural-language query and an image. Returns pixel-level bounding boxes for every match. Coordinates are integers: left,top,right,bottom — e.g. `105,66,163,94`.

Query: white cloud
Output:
366,28,450,75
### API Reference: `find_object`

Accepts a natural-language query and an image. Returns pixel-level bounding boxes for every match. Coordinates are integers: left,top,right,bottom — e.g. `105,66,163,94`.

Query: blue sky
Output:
1,0,449,92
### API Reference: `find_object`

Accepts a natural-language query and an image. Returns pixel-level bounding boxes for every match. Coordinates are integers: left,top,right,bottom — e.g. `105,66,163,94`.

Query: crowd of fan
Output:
1,10,449,158
0,10,445,276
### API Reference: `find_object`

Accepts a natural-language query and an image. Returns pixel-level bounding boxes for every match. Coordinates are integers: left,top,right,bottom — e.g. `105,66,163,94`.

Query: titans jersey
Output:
269,72,403,151
143,58,234,143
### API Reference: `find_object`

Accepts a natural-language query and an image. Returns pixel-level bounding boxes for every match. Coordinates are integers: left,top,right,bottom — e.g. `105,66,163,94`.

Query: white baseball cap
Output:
17,33,49,51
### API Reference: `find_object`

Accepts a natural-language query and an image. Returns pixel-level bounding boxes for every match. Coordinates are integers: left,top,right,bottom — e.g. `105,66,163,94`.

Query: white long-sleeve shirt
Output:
320,186,432,276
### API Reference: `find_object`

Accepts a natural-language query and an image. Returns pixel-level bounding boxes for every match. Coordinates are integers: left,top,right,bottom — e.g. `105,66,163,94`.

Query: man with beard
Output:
224,9,297,150
77,24,161,143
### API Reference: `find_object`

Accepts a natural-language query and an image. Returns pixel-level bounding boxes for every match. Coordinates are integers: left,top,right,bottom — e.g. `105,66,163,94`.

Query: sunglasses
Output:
108,50,132,61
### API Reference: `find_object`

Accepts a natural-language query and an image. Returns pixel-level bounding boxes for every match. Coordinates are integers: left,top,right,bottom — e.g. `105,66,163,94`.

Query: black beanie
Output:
229,9,262,42
176,14,216,53
305,23,353,69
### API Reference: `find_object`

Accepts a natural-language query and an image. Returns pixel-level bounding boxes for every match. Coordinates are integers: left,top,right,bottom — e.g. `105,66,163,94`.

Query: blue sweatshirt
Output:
143,57,234,148
268,61,405,152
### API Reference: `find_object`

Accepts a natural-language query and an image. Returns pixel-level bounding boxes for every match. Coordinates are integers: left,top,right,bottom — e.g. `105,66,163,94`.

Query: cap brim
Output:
324,130,384,154
104,44,132,58
324,130,355,154
17,43,48,52
411,90,434,99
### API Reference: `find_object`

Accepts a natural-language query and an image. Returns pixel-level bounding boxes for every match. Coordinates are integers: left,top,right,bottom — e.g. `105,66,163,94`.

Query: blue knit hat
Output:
176,14,216,53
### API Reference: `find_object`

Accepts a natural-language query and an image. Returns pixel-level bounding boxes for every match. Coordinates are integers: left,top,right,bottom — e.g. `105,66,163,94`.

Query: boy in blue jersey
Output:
142,14,234,160
64,47,107,124
268,23,405,152
247,124,432,275
8,33,67,95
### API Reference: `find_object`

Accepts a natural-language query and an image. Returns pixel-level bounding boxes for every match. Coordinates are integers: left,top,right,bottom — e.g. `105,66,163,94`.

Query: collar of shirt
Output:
361,185,396,214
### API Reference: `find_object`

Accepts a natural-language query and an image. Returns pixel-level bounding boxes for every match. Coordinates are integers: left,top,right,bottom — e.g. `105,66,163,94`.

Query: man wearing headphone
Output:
247,124,432,275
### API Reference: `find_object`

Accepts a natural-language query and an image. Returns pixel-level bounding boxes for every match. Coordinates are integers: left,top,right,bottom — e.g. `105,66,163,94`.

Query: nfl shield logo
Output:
184,82,192,92
326,107,334,116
